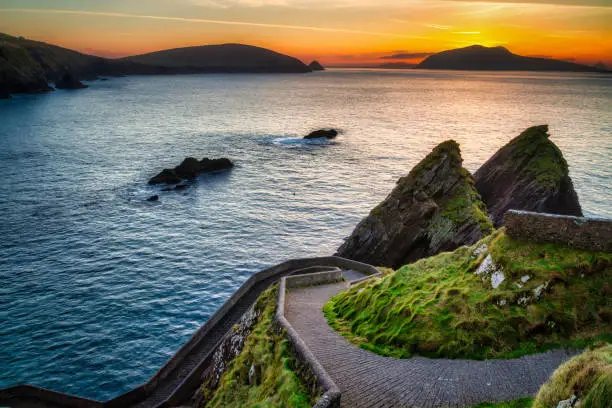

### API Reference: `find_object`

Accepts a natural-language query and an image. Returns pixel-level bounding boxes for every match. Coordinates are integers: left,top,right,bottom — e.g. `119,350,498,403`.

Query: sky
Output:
0,0,611,66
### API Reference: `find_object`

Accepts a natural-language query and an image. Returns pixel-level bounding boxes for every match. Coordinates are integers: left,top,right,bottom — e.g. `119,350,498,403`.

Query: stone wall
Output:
504,210,612,252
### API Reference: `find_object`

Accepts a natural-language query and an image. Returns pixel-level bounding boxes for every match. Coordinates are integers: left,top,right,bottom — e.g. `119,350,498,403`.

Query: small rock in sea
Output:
0,90,11,99
149,157,234,185
304,129,338,140
174,184,189,191
55,72,89,90
147,195,159,202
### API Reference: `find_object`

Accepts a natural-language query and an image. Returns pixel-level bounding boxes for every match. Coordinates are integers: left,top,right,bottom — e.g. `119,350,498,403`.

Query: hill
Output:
417,45,607,72
325,229,611,359
122,43,311,73
0,34,312,97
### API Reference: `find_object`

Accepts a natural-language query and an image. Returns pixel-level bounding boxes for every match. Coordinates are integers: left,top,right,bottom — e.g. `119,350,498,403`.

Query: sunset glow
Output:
1,0,611,65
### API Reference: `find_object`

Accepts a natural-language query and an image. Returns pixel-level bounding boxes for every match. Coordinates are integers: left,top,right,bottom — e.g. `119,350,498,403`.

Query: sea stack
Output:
308,61,325,71
474,125,582,227
336,140,493,268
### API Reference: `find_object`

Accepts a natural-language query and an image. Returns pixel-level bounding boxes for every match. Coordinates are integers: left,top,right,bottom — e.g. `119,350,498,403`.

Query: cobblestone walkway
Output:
285,274,577,408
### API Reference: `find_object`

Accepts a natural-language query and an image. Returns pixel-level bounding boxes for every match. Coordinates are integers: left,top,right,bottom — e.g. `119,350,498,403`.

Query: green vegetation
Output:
324,230,611,359
203,285,318,408
471,397,534,408
507,126,568,188
534,344,611,408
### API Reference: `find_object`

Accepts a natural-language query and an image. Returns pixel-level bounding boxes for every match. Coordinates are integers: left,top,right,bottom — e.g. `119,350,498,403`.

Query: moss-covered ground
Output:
324,230,611,359
470,397,534,408
534,343,611,408
203,286,318,408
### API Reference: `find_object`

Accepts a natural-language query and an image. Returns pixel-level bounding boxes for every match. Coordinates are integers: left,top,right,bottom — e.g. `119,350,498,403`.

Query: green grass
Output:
203,286,318,408
534,343,611,408
324,229,612,360
471,397,534,408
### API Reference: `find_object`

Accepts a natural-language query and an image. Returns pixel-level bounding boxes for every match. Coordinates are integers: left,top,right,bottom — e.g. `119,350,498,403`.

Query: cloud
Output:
426,24,451,30
453,31,481,34
446,0,611,7
380,52,434,60
1,8,426,39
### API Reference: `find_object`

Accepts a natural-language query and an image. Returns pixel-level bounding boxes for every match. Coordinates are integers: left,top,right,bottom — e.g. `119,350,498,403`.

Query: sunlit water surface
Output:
1,69,610,399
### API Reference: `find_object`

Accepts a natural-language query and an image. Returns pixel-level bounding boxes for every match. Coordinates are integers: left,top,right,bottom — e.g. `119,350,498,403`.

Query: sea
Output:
1,69,610,400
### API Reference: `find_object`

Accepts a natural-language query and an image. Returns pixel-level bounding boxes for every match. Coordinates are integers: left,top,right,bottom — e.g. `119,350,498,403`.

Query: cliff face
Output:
336,140,493,268
474,125,582,227
0,42,51,95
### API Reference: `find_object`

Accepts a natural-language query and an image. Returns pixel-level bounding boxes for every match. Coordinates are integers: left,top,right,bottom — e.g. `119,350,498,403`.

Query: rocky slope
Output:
0,41,52,96
474,125,582,227
418,45,607,72
336,140,493,268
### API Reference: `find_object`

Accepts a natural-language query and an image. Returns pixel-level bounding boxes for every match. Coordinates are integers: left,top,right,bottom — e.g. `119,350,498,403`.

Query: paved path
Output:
285,272,577,408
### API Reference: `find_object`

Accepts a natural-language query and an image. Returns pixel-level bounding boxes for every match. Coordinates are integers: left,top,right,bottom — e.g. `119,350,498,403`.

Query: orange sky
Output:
1,0,611,66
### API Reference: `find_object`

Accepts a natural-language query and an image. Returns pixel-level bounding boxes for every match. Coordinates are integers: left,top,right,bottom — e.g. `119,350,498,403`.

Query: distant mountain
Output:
0,34,312,97
417,45,608,73
122,44,311,73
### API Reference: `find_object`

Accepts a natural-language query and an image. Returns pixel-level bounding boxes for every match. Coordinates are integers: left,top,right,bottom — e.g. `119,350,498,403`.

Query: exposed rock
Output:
308,60,325,71
304,129,338,139
147,195,159,202
475,254,505,289
55,72,88,89
336,140,493,268
474,125,582,227
148,157,233,185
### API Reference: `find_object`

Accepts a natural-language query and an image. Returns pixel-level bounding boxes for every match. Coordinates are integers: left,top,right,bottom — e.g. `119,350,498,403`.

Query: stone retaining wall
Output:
505,210,612,252
286,269,342,288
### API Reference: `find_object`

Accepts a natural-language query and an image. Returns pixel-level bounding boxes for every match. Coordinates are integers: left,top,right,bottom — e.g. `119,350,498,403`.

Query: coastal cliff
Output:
474,125,582,226
0,41,51,96
336,140,493,268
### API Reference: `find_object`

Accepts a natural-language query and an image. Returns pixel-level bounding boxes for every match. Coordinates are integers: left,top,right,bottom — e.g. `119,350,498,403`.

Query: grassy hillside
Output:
202,286,319,408
0,41,51,95
534,344,611,408
325,230,611,359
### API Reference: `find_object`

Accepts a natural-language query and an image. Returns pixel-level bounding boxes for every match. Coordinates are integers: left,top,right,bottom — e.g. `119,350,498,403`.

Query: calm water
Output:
1,69,611,400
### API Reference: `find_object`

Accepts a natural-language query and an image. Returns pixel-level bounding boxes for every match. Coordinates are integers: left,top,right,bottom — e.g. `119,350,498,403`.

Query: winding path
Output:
285,271,577,408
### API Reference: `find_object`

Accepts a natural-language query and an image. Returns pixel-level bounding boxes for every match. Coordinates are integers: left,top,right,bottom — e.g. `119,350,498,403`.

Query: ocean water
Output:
0,69,610,400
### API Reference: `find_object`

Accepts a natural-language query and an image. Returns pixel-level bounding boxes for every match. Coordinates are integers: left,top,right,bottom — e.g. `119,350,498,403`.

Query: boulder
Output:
474,125,582,227
304,129,338,139
147,195,159,202
148,157,234,185
336,140,493,269
55,72,88,90
308,60,325,71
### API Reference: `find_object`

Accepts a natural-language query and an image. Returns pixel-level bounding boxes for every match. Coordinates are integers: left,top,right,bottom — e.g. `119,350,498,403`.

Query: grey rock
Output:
336,140,493,268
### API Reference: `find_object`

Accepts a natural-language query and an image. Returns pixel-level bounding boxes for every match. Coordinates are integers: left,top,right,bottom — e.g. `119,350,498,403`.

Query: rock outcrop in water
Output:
474,125,582,227
336,140,493,268
304,129,338,139
148,157,234,185
55,72,88,89
308,60,325,71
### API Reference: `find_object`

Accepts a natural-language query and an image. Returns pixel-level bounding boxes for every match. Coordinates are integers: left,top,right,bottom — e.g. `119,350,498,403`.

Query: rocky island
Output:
148,157,234,185
418,45,609,72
